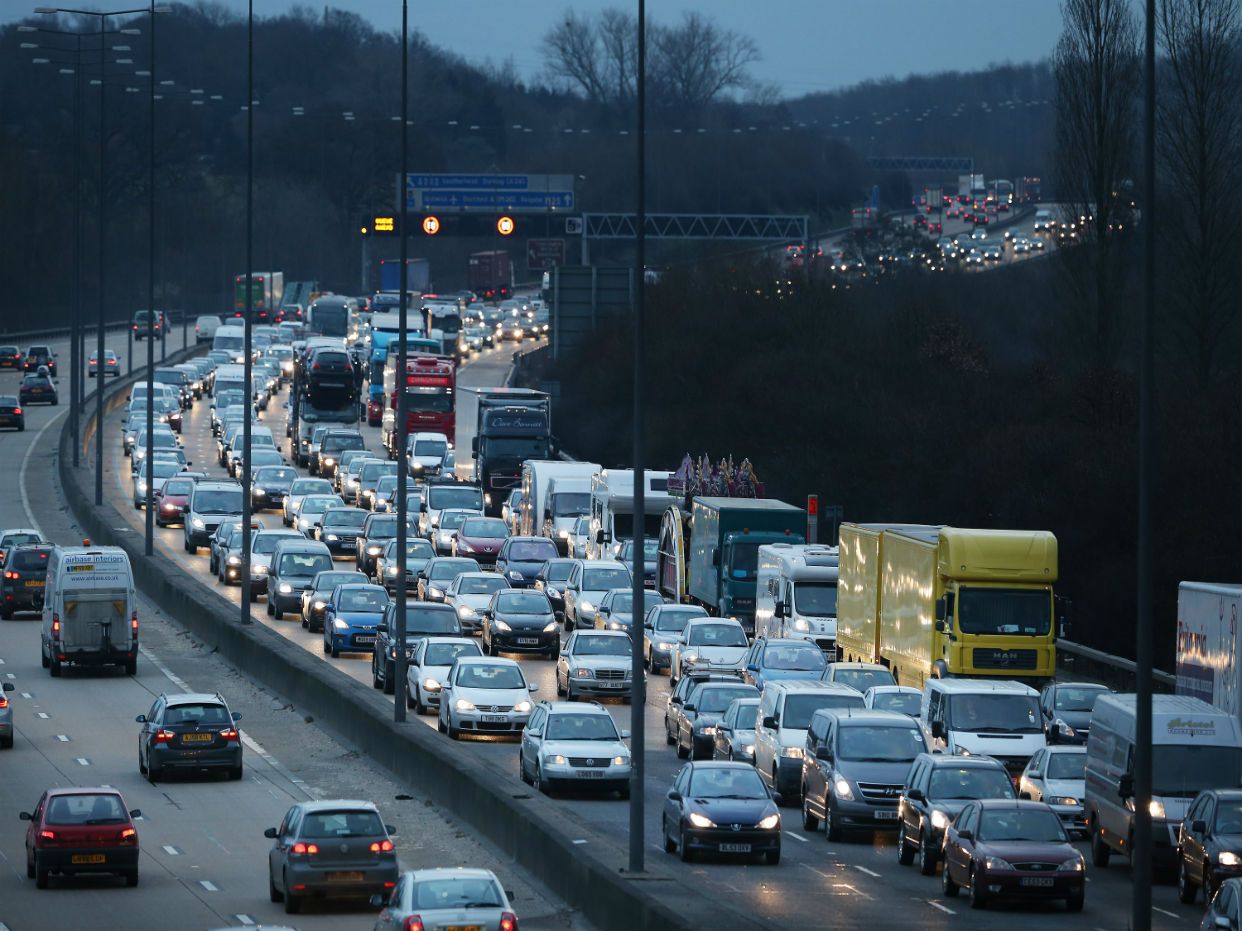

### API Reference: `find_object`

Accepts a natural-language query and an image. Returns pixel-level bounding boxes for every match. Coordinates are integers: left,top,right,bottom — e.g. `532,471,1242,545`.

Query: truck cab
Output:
755,543,839,657
471,389,551,515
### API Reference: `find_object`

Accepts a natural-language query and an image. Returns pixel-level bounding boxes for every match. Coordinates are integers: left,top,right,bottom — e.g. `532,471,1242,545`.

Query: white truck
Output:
518,460,601,543
586,469,675,561
41,546,138,677
754,543,840,656
1176,581,1242,727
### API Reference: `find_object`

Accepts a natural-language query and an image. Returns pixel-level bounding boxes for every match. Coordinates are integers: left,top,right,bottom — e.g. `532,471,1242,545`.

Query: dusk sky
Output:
3,0,1065,96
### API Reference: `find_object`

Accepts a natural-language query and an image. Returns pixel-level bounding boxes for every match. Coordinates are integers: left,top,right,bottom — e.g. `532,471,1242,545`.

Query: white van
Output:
1085,693,1242,869
517,460,600,541
194,315,222,343
921,678,1046,780
755,543,839,656
41,546,138,676
753,680,866,801
587,469,675,560
211,364,248,401
212,324,247,363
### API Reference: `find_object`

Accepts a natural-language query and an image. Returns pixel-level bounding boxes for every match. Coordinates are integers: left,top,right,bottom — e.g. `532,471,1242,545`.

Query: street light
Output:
239,0,254,623
393,0,410,722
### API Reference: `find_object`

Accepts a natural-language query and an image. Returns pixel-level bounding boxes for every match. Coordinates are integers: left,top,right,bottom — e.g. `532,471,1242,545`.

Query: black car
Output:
1179,789,1242,904
662,761,782,864
136,691,243,780
251,465,297,511
371,601,462,694
0,544,51,619
532,557,577,622
481,588,559,659
0,395,24,431
1038,682,1111,745
315,430,366,480
300,569,367,632
674,680,760,761
356,513,404,579
314,506,368,557
897,752,1016,875
495,536,561,589
0,346,21,369
18,374,57,406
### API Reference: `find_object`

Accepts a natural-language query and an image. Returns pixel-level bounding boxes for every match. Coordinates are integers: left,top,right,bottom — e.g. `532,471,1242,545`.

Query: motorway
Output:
54,326,1209,931
0,330,588,931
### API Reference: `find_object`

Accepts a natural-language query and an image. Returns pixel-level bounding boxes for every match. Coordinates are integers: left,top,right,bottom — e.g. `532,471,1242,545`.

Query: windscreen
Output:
429,486,484,511
552,492,590,516
947,693,1041,733
300,810,385,838
795,582,838,617
575,636,630,657
290,479,333,495
11,548,51,571
461,518,508,538
323,510,367,529
655,608,705,631
193,489,243,513
253,534,294,555
783,693,864,729
255,467,296,485
546,713,620,741
688,767,768,799
837,724,925,762
440,511,471,531
338,588,389,611
412,878,504,911
727,541,762,580
687,623,747,647
45,794,128,825
1153,746,1242,797
458,576,507,596
1053,687,1108,712
1045,753,1087,780
456,664,525,689
871,691,922,716
496,591,551,614
978,808,1067,843
697,685,759,714
279,552,333,576
508,540,558,562
763,643,827,671
733,703,759,729
582,567,630,590
406,607,461,633
929,766,1016,800
957,587,1051,637
430,560,478,582
831,667,896,692
544,561,575,582
424,641,483,666
314,572,363,591
413,438,448,458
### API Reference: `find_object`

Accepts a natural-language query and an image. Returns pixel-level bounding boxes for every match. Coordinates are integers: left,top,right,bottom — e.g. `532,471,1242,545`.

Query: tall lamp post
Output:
240,0,255,622
393,0,410,722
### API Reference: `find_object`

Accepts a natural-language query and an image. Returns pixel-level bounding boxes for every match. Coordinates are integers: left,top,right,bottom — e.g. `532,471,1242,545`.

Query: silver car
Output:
371,868,517,931
555,630,634,701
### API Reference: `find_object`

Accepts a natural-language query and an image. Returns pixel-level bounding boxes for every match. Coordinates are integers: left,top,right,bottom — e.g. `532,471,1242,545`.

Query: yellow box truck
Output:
879,527,1058,688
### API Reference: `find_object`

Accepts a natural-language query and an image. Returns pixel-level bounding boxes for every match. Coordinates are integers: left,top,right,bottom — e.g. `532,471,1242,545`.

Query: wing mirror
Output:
762,715,778,729
263,827,279,838
667,790,682,802
2,683,14,693
1192,819,1207,834
906,788,925,802
369,894,385,907
528,683,539,692
957,829,973,843
135,714,147,723
773,601,785,619
930,721,944,740
1118,774,1134,800
129,809,142,818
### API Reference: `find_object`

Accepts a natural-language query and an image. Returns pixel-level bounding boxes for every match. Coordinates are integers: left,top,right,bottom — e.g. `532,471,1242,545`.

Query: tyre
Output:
802,793,820,832
148,759,162,781
26,853,34,879
49,657,62,678
536,763,550,795
447,720,460,740
619,784,631,800
0,606,12,620
1177,858,1197,904
1066,891,1084,913
35,866,49,889
919,830,939,875
679,830,694,862
229,764,243,781
675,736,689,759
41,647,49,669
266,600,275,617
665,721,676,746
138,751,147,776
555,674,565,697
1090,823,1112,868
663,817,677,854
330,642,340,659
519,752,532,785
942,859,960,897
322,638,330,654
826,798,843,842
437,715,446,734
372,665,383,689
383,663,395,695
897,828,915,866
125,657,137,676
283,877,301,914
0,734,13,749
125,869,139,887
969,867,987,909
766,848,781,866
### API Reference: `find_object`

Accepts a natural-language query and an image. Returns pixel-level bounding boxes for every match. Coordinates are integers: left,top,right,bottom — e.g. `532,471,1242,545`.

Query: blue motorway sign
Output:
420,191,575,210
403,173,575,213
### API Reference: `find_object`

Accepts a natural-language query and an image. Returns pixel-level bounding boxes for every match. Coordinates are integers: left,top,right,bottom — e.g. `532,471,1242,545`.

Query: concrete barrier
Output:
58,367,769,931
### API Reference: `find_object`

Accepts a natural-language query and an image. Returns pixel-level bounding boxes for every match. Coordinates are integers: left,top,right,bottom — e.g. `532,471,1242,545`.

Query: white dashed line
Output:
199,880,218,892
75,757,90,766
36,712,49,719
55,735,69,742
1153,907,1179,919
928,900,955,914
162,845,181,856
232,916,255,926
854,865,881,878
572,839,588,845
783,830,808,842
20,692,32,699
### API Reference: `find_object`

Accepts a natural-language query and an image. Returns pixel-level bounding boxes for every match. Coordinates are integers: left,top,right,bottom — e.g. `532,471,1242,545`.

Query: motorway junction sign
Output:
402,173,575,213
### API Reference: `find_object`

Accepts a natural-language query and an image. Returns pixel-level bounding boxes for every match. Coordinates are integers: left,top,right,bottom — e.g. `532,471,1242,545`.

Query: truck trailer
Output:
1176,581,1242,727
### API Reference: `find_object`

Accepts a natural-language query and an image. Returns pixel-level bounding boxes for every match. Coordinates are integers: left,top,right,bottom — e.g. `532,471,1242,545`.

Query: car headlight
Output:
655,641,674,651
1149,799,1165,818
412,462,424,471
781,746,804,759
325,533,339,541
457,605,477,619
428,586,443,598
313,600,326,610
608,622,624,630
681,651,699,663
227,555,242,566
930,810,950,830
299,518,312,529
558,529,569,538
578,599,593,613
457,540,474,553
985,856,1015,871
323,458,335,467
696,725,716,736
737,743,755,757
192,517,205,529
1055,718,1076,737
574,668,592,679
279,583,293,594
492,619,512,632
756,813,780,830
1219,851,1242,867
514,700,532,713
792,618,810,632
254,488,266,496
385,566,398,576
366,545,381,555
333,618,349,630
1054,796,1080,807
422,677,442,692
687,812,715,829
507,569,524,581
833,777,854,800
542,621,558,633
1058,856,1086,872
455,698,476,712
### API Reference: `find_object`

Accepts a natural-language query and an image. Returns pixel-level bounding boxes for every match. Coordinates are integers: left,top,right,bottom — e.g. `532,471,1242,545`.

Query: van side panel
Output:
880,533,939,688
837,524,882,664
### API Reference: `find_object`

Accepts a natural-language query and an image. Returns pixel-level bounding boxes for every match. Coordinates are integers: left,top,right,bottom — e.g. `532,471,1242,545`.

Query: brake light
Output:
0,695,8,709
12,408,20,415
39,830,55,842
51,616,60,640
154,729,175,743
131,611,139,635
403,917,424,931
291,842,320,855
3,571,17,580
120,827,137,842
500,912,518,931
369,839,394,852
219,727,239,740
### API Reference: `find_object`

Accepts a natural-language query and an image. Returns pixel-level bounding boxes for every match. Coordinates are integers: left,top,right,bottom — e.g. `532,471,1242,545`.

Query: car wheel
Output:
125,657,137,676
619,783,631,800
322,638,330,655
49,656,62,678
1090,822,1111,868
229,764,243,781
826,798,843,842
41,646,49,669
383,663,395,695
1177,857,1197,903
1205,867,1217,903
536,762,553,794
665,720,676,746
283,872,301,914
675,734,689,759
266,600,275,617
0,606,12,620
1066,890,1084,912
555,673,566,697
447,719,460,740
35,864,49,889
919,829,938,875
437,714,447,734
679,829,694,863
802,792,820,832
147,758,162,781
766,848,781,866
663,816,677,854
372,663,383,689
138,751,147,776
897,827,916,866
942,858,960,897
518,752,531,784
969,867,987,909
125,869,139,887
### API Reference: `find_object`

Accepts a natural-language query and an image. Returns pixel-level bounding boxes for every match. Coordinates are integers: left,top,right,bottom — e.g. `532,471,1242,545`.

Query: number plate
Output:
182,733,213,742
517,637,540,645
874,809,899,820
355,635,376,644
482,714,508,723
597,681,623,689
25,580,44,587
446,925,482,931
71,854,106,864
1020,877,1055,887
718,843,751,853
575,770,606,779
327,871,365,882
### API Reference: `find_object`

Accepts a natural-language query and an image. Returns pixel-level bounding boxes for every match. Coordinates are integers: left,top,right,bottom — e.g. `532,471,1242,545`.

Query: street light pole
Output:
628,0,646,876
142,0,158,555
95,11,107,507
72,36,82,468
393,0,410,722
240,0,254,622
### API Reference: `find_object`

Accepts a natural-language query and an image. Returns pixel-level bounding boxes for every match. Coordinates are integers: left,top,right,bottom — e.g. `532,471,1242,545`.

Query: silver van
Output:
753,680,865,801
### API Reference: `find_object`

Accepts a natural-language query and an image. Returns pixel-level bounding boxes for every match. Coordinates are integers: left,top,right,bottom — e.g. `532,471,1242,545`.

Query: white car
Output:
863,684,922,716
437,657,538,740
562,559,632,630
518,700,631,797
443,572,508,634
1019,745,1088,837
568,516,592,559
372,868,517,931
821,661,895,694
669,617,749,685
555,630,634,701
131,460,183,509
406,431,450,478
283,478,334,526
194,314,222,343
405,636,483,714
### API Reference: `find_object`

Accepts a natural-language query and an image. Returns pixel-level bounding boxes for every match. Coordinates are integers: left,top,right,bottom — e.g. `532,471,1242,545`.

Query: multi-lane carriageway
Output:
3,324,1206,931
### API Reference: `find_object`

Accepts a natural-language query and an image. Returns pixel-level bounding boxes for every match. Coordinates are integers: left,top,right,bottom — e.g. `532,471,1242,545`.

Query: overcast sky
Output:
4,1,1064,96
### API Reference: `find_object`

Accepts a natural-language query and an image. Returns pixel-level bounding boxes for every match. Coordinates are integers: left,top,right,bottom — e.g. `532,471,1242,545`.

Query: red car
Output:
154,474,197,527
452,516,511,565
21,787,141,888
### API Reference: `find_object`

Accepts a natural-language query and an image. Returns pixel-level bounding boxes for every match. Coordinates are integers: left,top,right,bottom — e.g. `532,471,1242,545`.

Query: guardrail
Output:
1056,638,1176,693
2,310,196,343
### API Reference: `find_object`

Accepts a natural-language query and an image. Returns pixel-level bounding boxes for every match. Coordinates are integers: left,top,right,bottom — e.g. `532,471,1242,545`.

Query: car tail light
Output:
291,842,319,855
3,571,18,580
120,827,137,843
368,839,394,852
38,830,55,843
13,408,21,415
154,729,176,743
51,616,60,640
131,611,139,635
0,695,8,709
402,917,424,931
219,727,239,740
500,912,518,931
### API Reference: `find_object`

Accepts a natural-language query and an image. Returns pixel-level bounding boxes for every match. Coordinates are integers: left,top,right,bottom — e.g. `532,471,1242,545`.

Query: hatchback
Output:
0,395,24,431
322,583,390,658
371,868,518,931
21,788,142,888
482,588,559,658
437,657,538,739
1,543,52,619
662,762,781,864
519,700,631,796
19,373,57,405
136,692,243,780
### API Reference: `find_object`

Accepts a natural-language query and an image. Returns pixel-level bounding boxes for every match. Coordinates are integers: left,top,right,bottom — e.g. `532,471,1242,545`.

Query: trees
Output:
1157,0,1242,384
1052,0,1141,368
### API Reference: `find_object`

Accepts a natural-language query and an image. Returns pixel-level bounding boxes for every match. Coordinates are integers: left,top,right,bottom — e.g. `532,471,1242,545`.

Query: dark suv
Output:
371,601,461,694
0,544,52,619
136,691,243,780
132,309,167,340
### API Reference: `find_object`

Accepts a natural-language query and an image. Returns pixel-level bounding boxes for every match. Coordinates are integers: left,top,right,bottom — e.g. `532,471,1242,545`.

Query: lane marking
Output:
928,900,955,915
1153,907,1179,919
836,882,871,899
572,839,588,845
20,692,32,699
783,830,808,842
19,404,70,535
162,845,181,856
36,712,49,719
199,879,218,892
233,916,255,926
854,865,881,878
55,734,69,742
75,757,90,766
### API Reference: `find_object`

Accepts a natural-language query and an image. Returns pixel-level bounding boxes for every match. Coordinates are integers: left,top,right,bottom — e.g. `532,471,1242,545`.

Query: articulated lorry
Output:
1176,581,1242,728
837,523,1060,688
379,258,431,294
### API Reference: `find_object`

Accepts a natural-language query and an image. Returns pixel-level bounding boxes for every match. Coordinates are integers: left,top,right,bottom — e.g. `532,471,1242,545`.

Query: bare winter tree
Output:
1053,0,1141,368
1157,0,1242,384
650,12,761,111
541,9,634,109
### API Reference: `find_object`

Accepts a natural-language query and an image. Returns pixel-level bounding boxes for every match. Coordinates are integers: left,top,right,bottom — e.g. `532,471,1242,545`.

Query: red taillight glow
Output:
39,830,55,841
403,917,424,931
368,839,394,852
0,695,8,709
120,827,137,841
219,727,238,740
51,616,60,639
291,842,320,855
131,611,139,634
154,729,175,743
500,912,518,931
3,571,18,580
12,408,21,415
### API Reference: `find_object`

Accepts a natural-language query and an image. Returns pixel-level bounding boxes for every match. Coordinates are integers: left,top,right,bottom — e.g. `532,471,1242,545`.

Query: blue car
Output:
322,583,391,658
740,638,828,691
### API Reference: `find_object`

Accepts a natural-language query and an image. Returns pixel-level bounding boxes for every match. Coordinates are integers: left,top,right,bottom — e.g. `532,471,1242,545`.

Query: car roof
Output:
456,656,520,667
46,786,126,799
296,799,381,814
576,629,629,638
194,481,240,491
773,680,860,695
926,678,1037,696
403,867,499,883
829,662,888,671
920,751,1007,769
685,760,758,772
816,708,915,726
974,799,1059,812
1043,744,1087,755
165,692,228,707
582,560,627,570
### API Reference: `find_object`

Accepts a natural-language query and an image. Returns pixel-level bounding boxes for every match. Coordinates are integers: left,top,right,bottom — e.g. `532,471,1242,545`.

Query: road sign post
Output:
806,495,818,544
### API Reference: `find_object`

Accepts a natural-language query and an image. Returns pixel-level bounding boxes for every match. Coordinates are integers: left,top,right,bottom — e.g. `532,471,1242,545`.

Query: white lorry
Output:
1176,581,1242,727
517,460,601,544
586,469,675,561
754,543,840,656
41,546,138,677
